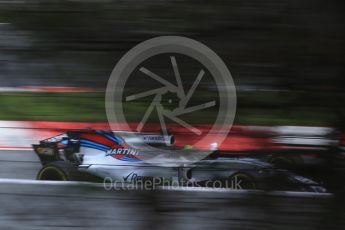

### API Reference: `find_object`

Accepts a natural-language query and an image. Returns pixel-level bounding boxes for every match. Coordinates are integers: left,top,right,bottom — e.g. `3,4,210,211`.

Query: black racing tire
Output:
37,161,84,181
228,173,257,190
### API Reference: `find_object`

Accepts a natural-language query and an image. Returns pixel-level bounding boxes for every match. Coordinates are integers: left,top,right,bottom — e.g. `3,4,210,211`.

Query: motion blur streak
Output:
0,0,344,126
0,181,343,230
0,0,345,230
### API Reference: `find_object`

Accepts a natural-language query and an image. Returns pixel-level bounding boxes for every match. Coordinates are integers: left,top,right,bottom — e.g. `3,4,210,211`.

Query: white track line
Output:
159,186,333,197
0,178,100,187
0,148,33,151
0,178,333,197
269,190,333,198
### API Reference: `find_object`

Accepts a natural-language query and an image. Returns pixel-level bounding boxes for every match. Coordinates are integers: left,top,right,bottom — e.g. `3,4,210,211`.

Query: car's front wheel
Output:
228,173,257,190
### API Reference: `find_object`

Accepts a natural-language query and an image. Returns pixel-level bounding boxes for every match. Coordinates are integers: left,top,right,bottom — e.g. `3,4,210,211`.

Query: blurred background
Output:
0,0,344,125
1,0,345,181
0,1,345,229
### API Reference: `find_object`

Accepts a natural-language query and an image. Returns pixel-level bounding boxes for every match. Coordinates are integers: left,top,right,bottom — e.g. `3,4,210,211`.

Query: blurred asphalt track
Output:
0,150,40,179
0,150,344,230
0,179,343,230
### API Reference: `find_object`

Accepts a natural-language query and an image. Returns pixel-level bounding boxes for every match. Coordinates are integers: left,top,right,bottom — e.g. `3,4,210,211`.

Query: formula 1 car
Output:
33,129,326,192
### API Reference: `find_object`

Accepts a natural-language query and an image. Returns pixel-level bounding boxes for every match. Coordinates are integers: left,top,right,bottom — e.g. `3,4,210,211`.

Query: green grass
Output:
0,92,106,121
0,91,336,126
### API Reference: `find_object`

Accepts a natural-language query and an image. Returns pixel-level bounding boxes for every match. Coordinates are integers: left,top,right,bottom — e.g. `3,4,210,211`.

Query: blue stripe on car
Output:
80,139,111,149
104,134,123,144
80,143,108,152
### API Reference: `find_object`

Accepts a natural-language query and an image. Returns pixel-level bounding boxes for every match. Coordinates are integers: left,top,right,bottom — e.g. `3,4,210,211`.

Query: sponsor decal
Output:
143,135,165,142
106,148,143,162
122,171,155,183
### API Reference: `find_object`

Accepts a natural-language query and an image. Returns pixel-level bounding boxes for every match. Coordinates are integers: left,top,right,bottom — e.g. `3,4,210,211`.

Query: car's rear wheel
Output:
37,161,82,181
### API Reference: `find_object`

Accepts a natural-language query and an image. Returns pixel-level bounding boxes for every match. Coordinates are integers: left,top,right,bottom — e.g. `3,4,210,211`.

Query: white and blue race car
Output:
33,129,326,192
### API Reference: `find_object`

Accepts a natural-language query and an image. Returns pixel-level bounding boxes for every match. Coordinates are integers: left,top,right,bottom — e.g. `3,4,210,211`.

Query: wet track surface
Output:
0,150,344,230
0,181,343,230
0,150,41,179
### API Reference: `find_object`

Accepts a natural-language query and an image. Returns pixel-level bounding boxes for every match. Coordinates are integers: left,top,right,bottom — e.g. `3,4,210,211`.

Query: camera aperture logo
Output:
106,36,236,165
